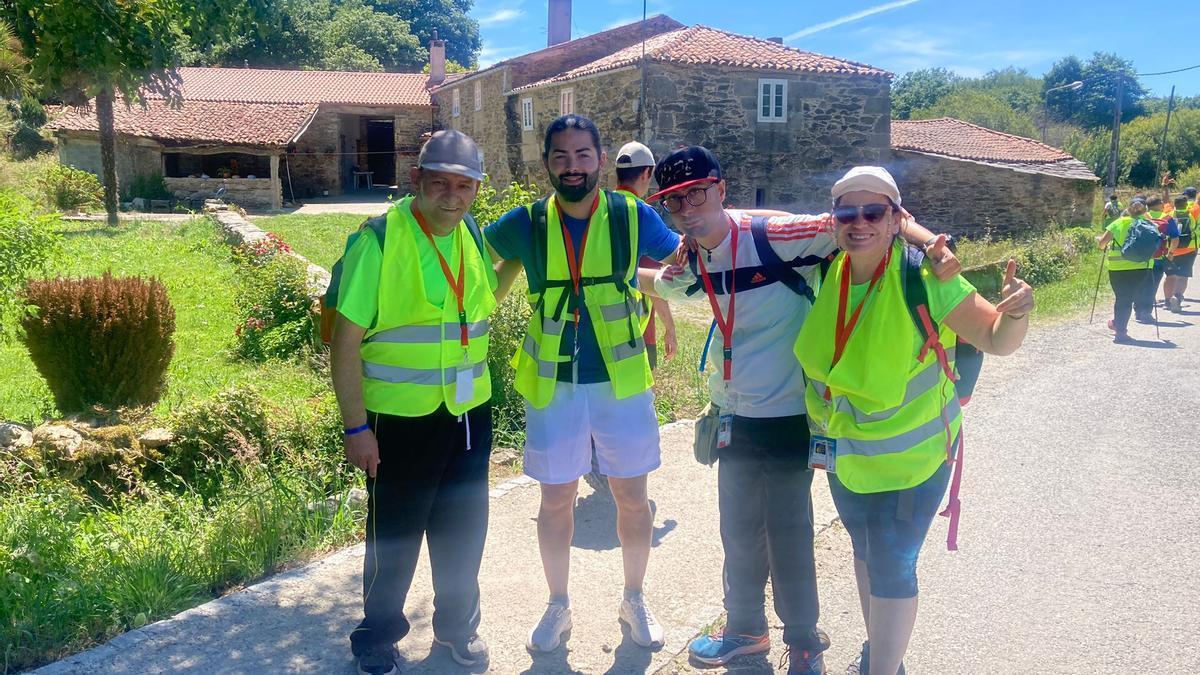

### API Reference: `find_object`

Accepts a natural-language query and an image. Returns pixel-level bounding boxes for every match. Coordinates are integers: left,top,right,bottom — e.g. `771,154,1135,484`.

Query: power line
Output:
1136,63,1200,77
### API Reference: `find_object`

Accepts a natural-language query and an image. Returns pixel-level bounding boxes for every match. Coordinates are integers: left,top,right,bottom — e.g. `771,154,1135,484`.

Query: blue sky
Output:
471,0,1199,97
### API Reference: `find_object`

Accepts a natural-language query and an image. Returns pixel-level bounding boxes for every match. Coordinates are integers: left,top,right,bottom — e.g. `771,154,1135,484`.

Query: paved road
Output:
34,309,1200,674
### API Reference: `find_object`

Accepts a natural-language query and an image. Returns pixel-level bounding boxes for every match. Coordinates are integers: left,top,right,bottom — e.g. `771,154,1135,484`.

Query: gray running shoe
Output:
527,601,572,652
618,592,665,648
434,633,488,667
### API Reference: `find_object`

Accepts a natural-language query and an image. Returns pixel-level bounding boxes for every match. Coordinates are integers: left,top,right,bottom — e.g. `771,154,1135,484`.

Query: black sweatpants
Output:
349,403,492,655
1109,268,1153,333
717,414,824,651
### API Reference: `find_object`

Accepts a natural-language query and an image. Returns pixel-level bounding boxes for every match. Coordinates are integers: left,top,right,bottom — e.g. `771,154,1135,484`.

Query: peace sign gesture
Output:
993,259,1034,319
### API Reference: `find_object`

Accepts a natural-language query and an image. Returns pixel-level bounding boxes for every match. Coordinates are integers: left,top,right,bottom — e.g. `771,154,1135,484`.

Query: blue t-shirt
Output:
485,197,680,383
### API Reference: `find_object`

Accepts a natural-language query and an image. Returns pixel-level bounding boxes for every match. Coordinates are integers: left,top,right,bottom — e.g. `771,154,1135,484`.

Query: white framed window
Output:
452,89,461,117
473,81,482,111
522,98,534,130
560,88,574,115
758,78,787,122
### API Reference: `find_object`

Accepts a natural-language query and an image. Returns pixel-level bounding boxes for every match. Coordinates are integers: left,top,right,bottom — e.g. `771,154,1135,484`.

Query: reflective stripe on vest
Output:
364,360,487,386
808,347,957,424
367,320,490,344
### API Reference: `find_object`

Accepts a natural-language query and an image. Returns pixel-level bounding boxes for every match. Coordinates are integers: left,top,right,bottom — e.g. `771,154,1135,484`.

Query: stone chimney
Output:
429,30,446,85
767,37,784,44
548,0,571,47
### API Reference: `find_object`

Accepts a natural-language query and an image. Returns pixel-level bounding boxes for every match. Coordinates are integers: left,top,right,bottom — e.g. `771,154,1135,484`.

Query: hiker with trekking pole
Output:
1096,197,1165,343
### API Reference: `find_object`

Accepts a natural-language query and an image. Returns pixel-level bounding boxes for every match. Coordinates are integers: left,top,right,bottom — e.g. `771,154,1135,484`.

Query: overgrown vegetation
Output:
232,233,319,362
36,163,101,213
0,190,60,331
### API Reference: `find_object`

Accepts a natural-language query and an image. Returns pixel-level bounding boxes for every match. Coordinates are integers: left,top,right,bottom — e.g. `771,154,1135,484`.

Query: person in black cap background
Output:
637,146,960,674
332,129,498,675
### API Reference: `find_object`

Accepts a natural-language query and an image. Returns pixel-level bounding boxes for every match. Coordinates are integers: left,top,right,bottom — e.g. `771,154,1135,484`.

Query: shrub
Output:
470,177,541,227
233,234,317,361
21,273,176,412
487,278,531,448
37,163,102,212
167,387,271,482
10,123,53,159
1015,234,1075,286
122,173,172,201
0,190,61,331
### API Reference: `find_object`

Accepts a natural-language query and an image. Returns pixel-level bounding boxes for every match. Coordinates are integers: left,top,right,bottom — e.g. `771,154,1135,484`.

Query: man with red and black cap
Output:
332,129,498,674
638,146,959,674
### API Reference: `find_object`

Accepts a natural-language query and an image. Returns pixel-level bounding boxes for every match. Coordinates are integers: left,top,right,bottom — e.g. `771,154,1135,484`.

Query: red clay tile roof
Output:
513,25,889,91
891,118,1075,164
47,100,319,147
145,67,435,106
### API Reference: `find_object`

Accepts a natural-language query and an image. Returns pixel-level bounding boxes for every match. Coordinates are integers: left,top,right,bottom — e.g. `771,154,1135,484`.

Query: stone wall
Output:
164,177,277,209
394,106,437,195
643,63,891,213
436,63,891,214
889,150,1098,238
58,133,163,188
287,108,340,199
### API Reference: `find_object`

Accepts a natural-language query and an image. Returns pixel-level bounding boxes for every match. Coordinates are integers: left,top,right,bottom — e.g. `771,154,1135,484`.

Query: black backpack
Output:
899,245,983,405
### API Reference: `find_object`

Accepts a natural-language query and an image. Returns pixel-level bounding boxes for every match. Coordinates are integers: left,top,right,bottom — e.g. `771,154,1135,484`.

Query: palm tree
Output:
0,20,30,99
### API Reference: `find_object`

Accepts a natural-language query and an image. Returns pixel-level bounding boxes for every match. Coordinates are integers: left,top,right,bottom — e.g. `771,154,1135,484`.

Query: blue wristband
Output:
344,423,371,436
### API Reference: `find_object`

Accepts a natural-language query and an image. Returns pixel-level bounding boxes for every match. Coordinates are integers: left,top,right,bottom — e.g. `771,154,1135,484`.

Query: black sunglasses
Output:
833,203,890,225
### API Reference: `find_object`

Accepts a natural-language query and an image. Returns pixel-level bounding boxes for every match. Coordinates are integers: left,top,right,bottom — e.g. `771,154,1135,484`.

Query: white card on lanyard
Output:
808,434,837,472
717,389,736,449
455,354,474,404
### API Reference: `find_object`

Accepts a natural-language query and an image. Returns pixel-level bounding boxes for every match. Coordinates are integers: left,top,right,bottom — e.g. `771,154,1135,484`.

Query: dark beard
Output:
552,171,599,203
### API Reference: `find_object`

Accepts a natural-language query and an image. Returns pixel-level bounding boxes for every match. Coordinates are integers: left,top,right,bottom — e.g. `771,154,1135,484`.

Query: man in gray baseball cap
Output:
332,127,498,675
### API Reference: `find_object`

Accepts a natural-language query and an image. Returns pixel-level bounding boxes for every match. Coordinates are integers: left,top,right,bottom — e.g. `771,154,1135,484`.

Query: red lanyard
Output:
555,192,601,328
697,216,738,381
412,203,469,348
827,248,891,397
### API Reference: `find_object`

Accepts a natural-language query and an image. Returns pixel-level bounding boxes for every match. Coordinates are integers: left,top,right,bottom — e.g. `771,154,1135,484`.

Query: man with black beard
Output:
484,115,681,653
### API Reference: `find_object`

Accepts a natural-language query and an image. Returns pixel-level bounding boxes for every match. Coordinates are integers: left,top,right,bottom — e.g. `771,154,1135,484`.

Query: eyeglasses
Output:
661,185,714,213
832,203,890,225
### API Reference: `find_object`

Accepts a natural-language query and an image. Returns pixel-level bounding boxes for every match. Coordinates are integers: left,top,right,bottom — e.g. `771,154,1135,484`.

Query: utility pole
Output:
1106,75,1124,198
1154,85,1176,186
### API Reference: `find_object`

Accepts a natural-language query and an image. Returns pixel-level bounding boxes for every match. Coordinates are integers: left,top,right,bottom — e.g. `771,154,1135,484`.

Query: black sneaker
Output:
434,633,489,667
781,629,830,675
846,642,905,675
356,644,400,675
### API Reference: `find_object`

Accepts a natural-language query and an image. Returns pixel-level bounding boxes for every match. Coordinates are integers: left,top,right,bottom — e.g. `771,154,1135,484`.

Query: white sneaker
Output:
619,592,665,648
527,601,572,652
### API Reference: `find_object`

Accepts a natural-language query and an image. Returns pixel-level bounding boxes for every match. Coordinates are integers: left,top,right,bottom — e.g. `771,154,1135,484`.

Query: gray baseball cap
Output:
418,130,484,181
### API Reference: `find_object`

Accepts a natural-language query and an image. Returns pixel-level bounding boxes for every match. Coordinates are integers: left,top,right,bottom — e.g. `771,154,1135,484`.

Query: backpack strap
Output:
463,211,485,258
606,190,633,293
749,215,817,303
900,246,956,383
528,196,550,294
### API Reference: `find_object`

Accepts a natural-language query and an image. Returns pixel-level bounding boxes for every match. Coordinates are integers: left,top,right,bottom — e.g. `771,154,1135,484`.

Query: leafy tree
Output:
182,0,330,70
964,67,1042,113
0,19,28,98
910,89,1039,138
372,0,480,68
323,0,425,72
1044,52,1146,128
322,45,385,72
422,59,470,74
891,68,958,119
3,0,264,225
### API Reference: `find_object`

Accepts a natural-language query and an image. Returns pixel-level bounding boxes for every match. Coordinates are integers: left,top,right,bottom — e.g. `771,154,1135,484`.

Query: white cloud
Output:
478,8,525,26
859,26,1054,76
786,0,921,41
477,41,528,68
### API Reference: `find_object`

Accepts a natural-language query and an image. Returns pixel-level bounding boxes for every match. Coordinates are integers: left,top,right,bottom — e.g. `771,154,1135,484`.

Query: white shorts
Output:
523,382,661,485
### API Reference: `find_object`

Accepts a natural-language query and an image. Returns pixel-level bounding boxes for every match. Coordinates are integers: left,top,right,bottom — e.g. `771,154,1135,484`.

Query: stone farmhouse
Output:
890,118,1099,237
46,62,460,209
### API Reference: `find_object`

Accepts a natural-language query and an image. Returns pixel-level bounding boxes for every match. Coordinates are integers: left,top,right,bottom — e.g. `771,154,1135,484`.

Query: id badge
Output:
455,357,474,405
717,412,733,449
808,434,837,472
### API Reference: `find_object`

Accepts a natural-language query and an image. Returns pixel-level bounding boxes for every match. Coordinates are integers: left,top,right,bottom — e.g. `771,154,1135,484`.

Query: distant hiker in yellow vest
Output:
1164,196,1196,312
331,130,498,675
795,167,1032,675
484,115,682,653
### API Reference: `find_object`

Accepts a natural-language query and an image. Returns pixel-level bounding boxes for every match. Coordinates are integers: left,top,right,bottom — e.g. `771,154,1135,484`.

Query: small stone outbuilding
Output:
46,67,447,209
889,118,1099,237
434,15,893,214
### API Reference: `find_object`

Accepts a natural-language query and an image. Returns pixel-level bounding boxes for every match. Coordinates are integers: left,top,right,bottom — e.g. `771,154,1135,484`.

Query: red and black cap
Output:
647,145,722,203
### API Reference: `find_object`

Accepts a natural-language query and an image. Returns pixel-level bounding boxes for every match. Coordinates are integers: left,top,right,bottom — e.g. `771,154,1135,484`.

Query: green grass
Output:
1030,248,1111,324
0,217,329,425
249,213,368,270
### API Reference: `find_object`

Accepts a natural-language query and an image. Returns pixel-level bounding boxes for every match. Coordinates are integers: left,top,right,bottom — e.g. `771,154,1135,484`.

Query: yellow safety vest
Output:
1106,216,1155,272
513,191,651,409
795,242,961,494
360,198,497,416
